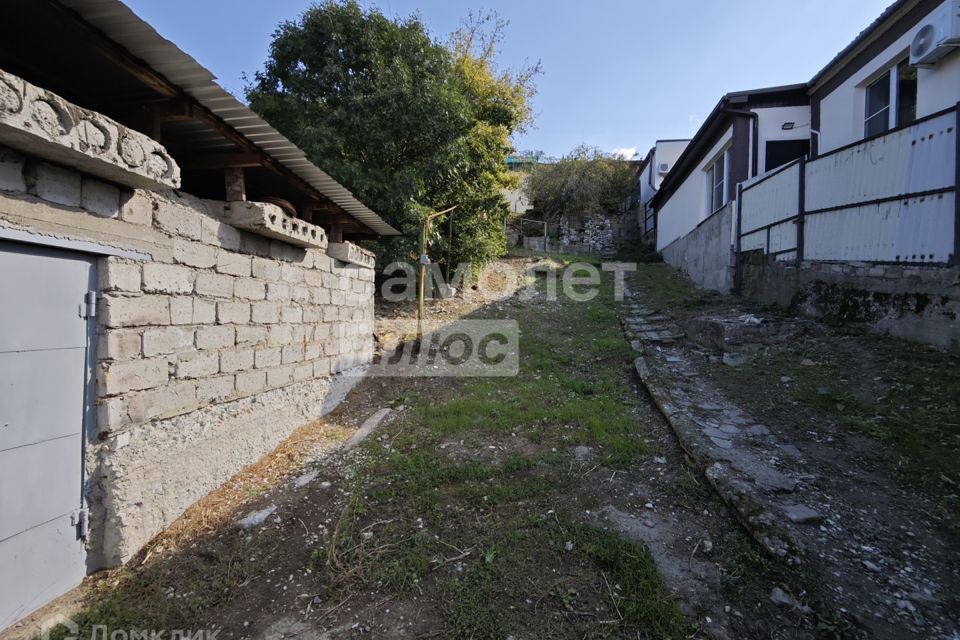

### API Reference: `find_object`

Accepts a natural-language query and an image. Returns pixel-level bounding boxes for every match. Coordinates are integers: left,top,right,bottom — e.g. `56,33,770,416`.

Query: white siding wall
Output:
754,106,812,171
652,140,691,190
818,1,960,153
656,127,732,251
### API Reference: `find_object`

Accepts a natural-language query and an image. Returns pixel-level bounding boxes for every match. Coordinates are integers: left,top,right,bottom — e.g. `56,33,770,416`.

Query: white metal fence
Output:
737,105,958,266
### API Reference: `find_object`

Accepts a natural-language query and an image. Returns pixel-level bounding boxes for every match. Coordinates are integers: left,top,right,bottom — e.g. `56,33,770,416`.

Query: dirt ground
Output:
6,255,958,640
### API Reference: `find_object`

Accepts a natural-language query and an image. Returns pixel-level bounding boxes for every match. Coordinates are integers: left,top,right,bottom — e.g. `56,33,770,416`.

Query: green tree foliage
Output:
523,145,635,224
246,2,537,272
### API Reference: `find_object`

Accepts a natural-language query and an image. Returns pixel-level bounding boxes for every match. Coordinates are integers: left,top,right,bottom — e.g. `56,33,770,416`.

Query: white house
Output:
649,85,811,290
633,139,690,236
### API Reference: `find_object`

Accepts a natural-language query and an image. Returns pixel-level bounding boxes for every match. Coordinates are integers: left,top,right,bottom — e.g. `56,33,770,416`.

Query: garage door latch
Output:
79,291,97,319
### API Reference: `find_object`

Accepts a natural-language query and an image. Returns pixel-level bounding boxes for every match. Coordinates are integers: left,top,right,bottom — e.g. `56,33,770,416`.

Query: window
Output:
863,60,918,138
896,60,917,127
864,73,891,137
707,152,726,213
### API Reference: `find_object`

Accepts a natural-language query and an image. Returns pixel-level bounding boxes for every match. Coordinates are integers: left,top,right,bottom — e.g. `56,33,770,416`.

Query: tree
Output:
246,2,537,273
523,145,635,225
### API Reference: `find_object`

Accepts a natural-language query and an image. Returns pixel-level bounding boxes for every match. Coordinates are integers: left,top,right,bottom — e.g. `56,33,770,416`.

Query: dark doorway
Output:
765,139,810,172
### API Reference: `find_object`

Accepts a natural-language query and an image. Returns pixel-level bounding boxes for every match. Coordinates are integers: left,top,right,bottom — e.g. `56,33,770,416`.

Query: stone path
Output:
620,286,960,640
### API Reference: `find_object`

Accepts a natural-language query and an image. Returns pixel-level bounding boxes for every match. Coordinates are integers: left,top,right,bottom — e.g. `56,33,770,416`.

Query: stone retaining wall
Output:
741,256,960,352
0,144,375,566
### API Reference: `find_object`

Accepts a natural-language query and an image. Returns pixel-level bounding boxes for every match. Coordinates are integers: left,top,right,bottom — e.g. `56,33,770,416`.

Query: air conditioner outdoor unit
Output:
910,0,960,66
657,162,670,174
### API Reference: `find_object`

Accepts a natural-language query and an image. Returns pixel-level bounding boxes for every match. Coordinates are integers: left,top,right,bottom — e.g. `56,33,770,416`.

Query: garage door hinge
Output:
72,508,89,540
79,291,97,318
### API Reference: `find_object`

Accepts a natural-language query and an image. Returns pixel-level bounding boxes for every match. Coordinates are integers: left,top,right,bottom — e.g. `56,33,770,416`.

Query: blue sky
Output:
125,0,892,158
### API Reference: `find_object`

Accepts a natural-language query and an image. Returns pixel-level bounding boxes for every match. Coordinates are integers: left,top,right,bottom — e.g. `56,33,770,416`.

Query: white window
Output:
864,60,917,138
707,152,726,213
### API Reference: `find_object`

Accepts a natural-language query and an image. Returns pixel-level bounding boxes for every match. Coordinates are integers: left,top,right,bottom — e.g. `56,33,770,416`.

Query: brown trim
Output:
729,115,752,187
810,0,940,99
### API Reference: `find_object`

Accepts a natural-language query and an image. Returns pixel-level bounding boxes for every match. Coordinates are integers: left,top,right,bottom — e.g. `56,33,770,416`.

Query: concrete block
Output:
0,67,180,190
0,146,26,192
142,326,194,356
216,251,252,277
101,295,169,328
220,348,254,373
282,343,305,364
201,215,241,250
173,239,217,269
197,325,235,350
290,285,310,303
193,299,216,324
302,306,321,323
240,233,271,258
311,287,331,305
255,347,283,369
143,263,194,294
99,260,141,292
314,254,332,272
293,363,314,382
281,263,304,284
154,196,202,240
268,324,293,346
98,329,142,361
169,296,194,325
235,370,267,395
235,278,266,300
96,395,127,433
217,301,250,325
196,374,235,404
251,301,280,324
177,351,220,379
305,342,322,360
80,177,120,218
120,190,153,226
281,306,303,323
99,357,169,395
236,326,268,346
28,162,81,207
326,241,376,268
313,323,331,340
313,358,332,376
221,200,328,248
323,306,339,322
267,365,293,388
266,282,290,301
129,380,198,423
252,257,281,281
195,272,234,298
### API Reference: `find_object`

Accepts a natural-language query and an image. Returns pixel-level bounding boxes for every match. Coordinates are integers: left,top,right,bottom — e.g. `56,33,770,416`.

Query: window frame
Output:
706,150,727,214
864,72,892,138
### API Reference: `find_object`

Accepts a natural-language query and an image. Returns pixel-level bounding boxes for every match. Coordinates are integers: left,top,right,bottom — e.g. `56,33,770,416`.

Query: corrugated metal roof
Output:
58,0,400,236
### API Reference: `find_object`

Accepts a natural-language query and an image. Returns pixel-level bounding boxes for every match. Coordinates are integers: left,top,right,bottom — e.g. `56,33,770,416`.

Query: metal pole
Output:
734,183,743,294
543,220,547,252
417,219,427,342
952,102,960,267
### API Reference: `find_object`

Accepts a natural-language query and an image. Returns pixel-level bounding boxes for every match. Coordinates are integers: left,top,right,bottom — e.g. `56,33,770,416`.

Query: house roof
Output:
56,0,399,236
808,0,915,92
649,84,807,211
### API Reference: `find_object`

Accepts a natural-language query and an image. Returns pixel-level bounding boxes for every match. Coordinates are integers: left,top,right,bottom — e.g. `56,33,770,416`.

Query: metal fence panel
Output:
740,161,800,235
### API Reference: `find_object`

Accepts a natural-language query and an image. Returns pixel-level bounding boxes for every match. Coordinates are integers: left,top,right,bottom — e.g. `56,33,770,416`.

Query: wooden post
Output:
796,155,806,265
329,222,344,244
224,167,246,201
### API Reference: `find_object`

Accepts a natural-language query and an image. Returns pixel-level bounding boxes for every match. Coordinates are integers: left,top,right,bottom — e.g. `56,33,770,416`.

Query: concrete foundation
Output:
741,256,960,352
661,203,734,293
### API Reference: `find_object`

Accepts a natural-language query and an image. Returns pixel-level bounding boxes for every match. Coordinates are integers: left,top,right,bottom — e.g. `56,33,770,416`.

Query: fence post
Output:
796,155,806,265
543,220,547,253
952,102,960,267
734,183,743,294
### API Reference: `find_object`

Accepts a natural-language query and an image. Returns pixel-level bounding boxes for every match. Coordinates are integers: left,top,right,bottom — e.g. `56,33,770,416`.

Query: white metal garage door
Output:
0,240,94,629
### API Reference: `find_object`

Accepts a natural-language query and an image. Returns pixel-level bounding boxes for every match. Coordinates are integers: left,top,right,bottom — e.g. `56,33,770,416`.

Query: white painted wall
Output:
818,0,960,153
754,106,812,171
651,140,691,191
501,173,532,214
656,126,732,251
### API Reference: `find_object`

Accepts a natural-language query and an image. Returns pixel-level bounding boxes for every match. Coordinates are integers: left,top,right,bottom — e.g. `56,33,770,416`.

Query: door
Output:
0,240,94,629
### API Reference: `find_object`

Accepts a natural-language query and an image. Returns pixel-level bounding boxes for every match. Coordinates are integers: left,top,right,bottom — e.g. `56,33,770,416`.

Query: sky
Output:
124,0,893,159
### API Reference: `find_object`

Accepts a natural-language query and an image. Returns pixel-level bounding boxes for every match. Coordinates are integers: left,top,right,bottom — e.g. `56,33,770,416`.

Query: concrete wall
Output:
741,256,960,351
818,1,960,153
656,126,733,252
0,144,375,566
661,202,734,293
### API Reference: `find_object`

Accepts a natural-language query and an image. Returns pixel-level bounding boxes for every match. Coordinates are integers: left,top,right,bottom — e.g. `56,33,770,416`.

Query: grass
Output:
630,263,725,316
43,255,690,640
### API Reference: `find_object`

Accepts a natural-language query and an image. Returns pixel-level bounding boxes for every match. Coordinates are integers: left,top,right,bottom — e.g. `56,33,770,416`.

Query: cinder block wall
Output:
0,145,375,566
